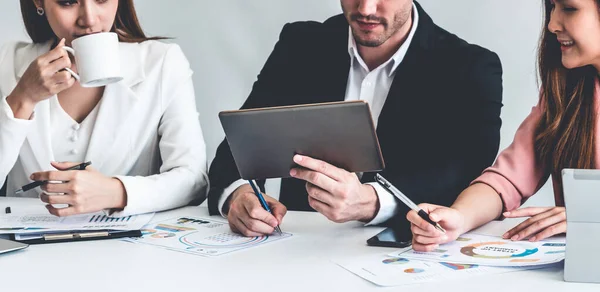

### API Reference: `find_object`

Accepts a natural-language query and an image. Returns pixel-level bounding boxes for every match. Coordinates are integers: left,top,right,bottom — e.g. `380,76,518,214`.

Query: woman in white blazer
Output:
0,0,208,216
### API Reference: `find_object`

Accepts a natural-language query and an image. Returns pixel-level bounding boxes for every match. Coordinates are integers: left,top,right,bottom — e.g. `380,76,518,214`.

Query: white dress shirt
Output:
219,4,419,225
0,40,209,216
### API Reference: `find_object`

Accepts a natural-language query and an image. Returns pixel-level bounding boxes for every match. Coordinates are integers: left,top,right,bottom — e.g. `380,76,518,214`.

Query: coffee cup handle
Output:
61,46,80,81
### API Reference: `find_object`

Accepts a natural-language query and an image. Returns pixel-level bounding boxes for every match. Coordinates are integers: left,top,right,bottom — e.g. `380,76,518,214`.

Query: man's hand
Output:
290,154,379,223
226,184,287,236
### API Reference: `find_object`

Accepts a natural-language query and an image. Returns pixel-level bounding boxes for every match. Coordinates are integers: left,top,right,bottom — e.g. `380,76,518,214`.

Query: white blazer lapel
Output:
84,43,145,171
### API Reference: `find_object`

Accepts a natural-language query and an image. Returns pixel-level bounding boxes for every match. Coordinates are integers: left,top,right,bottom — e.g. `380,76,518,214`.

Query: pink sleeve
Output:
471,104,549,211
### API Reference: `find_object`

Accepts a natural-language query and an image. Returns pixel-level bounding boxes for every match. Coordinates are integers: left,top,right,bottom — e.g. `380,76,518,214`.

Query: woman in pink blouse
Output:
408,0,600,251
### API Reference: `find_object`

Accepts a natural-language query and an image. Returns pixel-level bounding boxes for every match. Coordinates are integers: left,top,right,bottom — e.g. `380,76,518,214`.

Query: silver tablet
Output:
0,238,28,255
562,169,600,283
219,101,385,180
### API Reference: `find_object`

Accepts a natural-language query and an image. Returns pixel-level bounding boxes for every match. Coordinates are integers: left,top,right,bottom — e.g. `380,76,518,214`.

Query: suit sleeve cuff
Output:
218,179,249,217
0,96,35,124
105,176,146,217
364,182,399,226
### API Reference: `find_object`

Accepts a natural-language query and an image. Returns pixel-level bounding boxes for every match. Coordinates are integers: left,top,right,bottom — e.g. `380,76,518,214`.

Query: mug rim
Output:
72,31,118,45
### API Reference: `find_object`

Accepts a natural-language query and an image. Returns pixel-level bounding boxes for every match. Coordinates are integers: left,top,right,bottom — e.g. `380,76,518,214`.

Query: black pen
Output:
375,174,446,234
15,161,92,194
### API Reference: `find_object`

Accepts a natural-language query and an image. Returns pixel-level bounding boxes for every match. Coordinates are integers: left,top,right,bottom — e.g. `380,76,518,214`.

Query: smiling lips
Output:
558,38,575,51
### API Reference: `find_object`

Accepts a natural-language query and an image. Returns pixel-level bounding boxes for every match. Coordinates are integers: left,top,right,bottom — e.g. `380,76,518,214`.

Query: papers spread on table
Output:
390,232,565,267
123,216,293,257
335,254,549,287
0,212,154,234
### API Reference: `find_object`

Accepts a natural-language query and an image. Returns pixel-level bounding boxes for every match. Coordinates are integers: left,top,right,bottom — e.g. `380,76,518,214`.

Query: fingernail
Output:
30,174,34,180
429,214,438,221
503,212,510,216
502,232,509,239
511,235,519,241
290,169,297,176
294,155,302,162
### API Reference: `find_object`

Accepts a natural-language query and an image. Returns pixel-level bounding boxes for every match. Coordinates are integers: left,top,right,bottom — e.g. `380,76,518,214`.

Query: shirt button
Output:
70,135,78,142
364,82,372,87
72,124,80,130
70,149,79,155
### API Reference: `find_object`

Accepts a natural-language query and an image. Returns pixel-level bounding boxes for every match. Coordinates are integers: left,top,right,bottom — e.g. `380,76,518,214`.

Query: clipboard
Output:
10,229,142,244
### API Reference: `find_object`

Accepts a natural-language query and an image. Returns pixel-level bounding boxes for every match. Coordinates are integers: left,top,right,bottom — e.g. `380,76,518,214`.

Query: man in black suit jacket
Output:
208,0,502,237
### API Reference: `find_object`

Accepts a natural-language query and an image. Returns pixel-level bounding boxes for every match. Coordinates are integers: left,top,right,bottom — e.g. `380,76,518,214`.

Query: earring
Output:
36,7,44,16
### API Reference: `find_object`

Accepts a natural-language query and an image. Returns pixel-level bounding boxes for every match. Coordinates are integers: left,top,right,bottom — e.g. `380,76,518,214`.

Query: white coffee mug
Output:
62,32,123,87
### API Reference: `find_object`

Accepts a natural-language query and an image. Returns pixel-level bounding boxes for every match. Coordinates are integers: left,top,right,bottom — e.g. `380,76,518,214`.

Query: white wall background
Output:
1,0,553,207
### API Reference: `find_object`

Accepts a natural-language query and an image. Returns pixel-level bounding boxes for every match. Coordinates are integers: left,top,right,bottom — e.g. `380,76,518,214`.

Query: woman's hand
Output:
30,161,127,216
502,207,566,242
6,38,75,119
407,204,466,251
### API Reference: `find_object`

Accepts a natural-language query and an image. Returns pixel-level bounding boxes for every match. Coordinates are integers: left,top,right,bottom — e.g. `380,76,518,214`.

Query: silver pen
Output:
375,174,446,234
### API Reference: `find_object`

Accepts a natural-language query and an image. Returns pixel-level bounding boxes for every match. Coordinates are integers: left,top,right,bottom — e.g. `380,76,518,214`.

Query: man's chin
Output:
352,30,386,47
356,37,385,47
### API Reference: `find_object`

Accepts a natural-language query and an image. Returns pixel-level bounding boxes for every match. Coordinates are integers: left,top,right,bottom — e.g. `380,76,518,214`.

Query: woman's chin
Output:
561,59,583,70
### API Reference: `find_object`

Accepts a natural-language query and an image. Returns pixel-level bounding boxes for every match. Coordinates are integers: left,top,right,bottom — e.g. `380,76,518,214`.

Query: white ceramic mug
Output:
62,32,123,87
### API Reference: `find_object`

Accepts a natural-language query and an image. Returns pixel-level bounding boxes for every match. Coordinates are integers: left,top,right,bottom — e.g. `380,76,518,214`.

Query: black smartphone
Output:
367,227,412,248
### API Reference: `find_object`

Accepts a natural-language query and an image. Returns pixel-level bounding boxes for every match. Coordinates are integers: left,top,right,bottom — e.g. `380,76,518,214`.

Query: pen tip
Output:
15,189,23,194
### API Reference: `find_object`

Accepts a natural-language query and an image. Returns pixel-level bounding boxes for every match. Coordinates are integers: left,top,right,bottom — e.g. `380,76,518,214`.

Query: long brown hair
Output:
20,0,165,44
535,0,598,204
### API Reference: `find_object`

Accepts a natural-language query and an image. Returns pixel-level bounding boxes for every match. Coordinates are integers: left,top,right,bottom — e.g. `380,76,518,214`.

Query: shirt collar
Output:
347,2,419,77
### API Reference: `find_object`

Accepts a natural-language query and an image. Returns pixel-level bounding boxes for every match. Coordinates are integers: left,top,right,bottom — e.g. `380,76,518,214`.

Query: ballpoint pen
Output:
15,161,92,194
248,180,283,235
375,174,446,234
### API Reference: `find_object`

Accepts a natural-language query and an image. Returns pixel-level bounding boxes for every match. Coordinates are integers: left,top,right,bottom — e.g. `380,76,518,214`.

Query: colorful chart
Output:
440,262,478,270
404,268,425,274
460,241,538,259
141,229,157,236
393,233,565,267
180,231,270,248
125,216,292,257
382,258,409,265
155,224,195,233
151,232,176,239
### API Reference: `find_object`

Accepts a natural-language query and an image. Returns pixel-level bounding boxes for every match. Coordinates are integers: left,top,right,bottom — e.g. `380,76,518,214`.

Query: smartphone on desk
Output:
367,227,412,248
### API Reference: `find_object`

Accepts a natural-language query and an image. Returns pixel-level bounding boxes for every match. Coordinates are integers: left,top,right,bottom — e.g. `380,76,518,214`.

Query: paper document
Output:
124,216,293,257
0,212,154,234
335,254,544,287
390,233,565,267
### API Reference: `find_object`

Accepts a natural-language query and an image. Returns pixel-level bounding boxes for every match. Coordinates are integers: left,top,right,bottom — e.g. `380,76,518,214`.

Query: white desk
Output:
0,198,597,292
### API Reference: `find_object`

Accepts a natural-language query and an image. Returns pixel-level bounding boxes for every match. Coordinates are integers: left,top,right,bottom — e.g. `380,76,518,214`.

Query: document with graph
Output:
0,212,154,234
123,216,293,257
390,233,566,267
335,254,546,287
